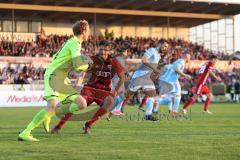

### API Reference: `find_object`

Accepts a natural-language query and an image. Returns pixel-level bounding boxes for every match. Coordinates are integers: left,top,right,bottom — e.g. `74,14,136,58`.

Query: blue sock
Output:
110,96,123,111
154,96,172,111
166,96,173,111
116,101,123,110
146,97,154,116
158,96,171,105
173,96,181,112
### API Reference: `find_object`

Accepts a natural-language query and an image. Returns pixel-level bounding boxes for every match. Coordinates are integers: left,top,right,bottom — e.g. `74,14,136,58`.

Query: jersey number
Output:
198,64,206,74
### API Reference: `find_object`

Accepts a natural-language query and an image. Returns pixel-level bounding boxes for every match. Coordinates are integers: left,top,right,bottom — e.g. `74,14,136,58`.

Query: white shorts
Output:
128,73,155,92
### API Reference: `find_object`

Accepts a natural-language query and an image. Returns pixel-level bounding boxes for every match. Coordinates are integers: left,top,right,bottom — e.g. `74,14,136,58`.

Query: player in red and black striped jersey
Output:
84,54,123,92
183,55,221,114
51,40,125,134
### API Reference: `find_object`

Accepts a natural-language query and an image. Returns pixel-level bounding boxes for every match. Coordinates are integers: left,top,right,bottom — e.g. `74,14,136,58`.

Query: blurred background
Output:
0,0,239,107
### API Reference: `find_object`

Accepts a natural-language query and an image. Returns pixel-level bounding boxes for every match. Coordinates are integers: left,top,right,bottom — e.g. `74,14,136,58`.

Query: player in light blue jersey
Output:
111,39,169,119
145,62,173,119
156,53,191,116
131,47,160,79
151,64,173,114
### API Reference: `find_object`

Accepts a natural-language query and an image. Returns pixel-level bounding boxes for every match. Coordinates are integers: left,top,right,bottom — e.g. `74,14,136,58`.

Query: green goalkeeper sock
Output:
56,103,80,116
21,109,51,135
69,103,81,113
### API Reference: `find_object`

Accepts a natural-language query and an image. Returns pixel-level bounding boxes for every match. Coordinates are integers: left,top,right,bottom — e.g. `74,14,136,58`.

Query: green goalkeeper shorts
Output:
43,70,79,102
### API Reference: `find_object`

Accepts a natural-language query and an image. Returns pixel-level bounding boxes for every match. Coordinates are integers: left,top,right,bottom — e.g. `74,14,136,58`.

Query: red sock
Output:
204,98,211,111
140,96,148,108
56,113,73,129
87,107,107,126
122,96,130,108
183,97,195,109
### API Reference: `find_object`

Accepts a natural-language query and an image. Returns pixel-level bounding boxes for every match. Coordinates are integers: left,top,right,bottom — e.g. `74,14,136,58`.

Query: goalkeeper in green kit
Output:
18,20,91,141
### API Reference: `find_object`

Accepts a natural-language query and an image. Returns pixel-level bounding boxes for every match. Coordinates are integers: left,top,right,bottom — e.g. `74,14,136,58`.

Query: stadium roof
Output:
179,0,240,5
0,0,240,27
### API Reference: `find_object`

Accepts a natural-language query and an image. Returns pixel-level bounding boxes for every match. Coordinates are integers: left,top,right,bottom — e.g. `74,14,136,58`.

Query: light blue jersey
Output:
158,59,185,113
160,59,184,83
132,48,160,79
162,64,171,75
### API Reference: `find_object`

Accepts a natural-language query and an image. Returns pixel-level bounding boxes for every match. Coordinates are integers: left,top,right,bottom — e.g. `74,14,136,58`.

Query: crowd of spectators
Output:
0,64,45,84
0,34,69,57
0,33,239,89
0,33,232,59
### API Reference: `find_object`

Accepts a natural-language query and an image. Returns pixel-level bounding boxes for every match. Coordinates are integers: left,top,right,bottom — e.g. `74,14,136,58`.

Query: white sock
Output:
146,97,154,116
173,96,181,112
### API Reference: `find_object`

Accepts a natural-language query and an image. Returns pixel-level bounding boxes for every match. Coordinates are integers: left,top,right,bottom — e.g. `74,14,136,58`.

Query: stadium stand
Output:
0,34,232,60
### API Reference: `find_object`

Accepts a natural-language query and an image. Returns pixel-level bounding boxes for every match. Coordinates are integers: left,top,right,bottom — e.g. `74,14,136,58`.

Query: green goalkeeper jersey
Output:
45,36,88,75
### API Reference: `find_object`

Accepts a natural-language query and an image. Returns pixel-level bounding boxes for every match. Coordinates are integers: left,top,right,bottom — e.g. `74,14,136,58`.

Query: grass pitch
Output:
0,103,239,160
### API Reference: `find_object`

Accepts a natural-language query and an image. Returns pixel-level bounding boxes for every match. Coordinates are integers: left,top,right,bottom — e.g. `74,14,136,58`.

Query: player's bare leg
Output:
84,95,114,134
138,95,148,112
203,93,212,114
183,95,198,114
111,89,134,116
122,90,134,108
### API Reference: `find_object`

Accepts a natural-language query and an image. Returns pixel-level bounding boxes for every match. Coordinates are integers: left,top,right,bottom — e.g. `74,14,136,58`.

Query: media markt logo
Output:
7,95,44,103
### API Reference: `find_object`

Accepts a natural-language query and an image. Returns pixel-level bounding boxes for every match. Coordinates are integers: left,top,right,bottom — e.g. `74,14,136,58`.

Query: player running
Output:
18,20,91,141
135,47,174,112
51,40,125,134
151,63,175,115
111,39,168,120
153,53,191,116
107,41,130,120
182,54,222,114
136,52,174,113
